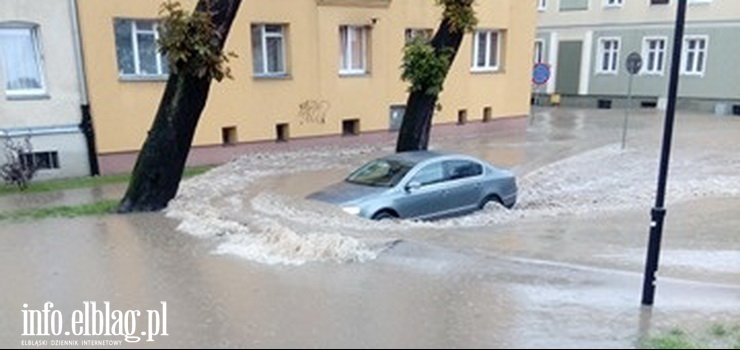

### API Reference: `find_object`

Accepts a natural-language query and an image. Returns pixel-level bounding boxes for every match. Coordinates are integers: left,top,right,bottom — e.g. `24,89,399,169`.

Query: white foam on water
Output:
167,142,740,265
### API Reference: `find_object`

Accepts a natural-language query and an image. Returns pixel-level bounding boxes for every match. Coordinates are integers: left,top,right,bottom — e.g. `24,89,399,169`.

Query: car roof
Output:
382,150,464,165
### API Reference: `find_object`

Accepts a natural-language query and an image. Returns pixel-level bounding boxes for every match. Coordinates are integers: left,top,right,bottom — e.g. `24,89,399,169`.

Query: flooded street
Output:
1,108,739,347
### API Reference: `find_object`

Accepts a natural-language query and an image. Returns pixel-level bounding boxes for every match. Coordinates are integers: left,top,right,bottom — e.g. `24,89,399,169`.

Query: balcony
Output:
316,0,391,8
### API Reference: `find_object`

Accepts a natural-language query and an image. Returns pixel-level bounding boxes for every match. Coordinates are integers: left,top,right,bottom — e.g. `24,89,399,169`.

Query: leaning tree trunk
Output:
118,0,241,213
396,17,466,153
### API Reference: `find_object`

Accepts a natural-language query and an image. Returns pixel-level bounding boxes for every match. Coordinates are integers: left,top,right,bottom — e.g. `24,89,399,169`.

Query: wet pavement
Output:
1,108,739,348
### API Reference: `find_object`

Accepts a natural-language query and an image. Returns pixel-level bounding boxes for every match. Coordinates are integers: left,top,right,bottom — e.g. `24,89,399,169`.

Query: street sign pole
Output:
622,73,634,149
531,63,551,126
641,0,687,306
623,52,642,149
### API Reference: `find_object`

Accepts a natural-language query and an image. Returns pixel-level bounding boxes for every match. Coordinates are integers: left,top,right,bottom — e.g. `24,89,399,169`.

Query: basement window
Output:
20,151,59,170
276,123,290,142
483,107,492,122
458,109,468,125
222,126,237,146
342,119,360,136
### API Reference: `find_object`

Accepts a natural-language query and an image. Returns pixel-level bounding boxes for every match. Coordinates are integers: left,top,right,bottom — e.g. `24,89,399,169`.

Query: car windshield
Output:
345,159,414,187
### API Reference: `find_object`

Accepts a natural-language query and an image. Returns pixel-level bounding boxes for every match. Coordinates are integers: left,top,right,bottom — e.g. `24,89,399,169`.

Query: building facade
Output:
75,0,536,174
535,0,740,112
0,0,94,180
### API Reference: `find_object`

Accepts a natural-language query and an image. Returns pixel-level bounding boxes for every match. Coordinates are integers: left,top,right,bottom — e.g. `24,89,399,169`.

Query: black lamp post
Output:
641,0,688,306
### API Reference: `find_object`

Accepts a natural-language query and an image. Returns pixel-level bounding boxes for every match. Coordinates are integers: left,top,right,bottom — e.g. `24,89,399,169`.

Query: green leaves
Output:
157,0,235,81
437,0,477,33
401,39,453,96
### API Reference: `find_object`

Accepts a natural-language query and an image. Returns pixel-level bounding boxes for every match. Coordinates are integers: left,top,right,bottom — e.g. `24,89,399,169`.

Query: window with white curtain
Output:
251,24,287,76
339,25,369,75
114,19,169,77
472,30,501,71
0,25,45,96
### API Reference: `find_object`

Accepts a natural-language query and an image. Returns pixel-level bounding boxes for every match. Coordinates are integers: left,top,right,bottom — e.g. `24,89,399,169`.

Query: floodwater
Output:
1,108,739,348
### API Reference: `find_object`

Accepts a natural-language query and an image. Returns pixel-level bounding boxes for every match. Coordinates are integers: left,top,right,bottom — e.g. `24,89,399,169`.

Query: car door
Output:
393,161,450,218
441,160,485,213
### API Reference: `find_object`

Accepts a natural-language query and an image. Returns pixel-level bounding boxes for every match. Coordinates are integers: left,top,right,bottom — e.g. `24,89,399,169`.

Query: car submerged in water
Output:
307,151,517,220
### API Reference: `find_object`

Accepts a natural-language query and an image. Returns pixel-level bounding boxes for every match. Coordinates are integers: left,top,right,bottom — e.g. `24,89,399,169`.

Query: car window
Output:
346,159,413,187
410,162,446,186
444,160,484,181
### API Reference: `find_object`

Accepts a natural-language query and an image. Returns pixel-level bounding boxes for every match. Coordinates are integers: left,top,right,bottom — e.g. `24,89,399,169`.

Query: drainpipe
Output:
69,0,100,176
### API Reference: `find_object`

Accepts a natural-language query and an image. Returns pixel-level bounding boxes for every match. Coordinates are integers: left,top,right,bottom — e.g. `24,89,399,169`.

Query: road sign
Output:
532,63,551,85
626,52,643,75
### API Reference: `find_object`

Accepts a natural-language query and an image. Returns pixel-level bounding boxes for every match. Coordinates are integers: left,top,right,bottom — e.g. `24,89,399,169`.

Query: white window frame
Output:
252,24,287,77
641,36,668,76
534,39,545,64
0,24,46,97
604,0,624,8
596,37,620,75
681,35,709,76
339,25,368,76
117,19,168,78
538,0,547,11
471,30,501,72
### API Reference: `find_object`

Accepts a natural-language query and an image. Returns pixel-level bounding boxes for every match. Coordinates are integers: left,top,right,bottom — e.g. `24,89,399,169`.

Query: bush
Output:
0,136,38,190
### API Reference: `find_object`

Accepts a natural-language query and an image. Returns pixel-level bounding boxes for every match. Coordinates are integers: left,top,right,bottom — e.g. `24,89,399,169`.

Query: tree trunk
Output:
118,0,241,213
396,16,466,153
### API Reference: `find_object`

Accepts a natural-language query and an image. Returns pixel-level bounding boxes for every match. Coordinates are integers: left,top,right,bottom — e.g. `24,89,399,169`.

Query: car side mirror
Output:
405,181,421,193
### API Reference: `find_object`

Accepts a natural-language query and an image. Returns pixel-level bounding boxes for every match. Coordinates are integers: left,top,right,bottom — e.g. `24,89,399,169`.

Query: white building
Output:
0,0,96,180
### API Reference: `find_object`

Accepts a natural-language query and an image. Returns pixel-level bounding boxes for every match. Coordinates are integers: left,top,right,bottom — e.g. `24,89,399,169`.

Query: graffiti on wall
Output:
297,100,330,125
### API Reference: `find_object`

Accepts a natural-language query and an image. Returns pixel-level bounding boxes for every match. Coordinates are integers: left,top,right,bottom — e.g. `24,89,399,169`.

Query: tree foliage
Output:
437,0,477,33
400,0,477,97
157,0,236,81
396,0,478,152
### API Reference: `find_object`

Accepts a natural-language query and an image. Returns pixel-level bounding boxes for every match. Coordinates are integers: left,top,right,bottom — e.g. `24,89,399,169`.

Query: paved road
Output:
1,108,739,348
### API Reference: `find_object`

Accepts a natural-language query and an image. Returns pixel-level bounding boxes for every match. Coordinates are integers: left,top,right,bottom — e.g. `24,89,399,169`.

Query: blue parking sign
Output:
532,63,551,86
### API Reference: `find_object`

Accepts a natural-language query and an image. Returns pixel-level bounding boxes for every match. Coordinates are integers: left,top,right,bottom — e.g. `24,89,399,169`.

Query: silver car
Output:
307,151,517,220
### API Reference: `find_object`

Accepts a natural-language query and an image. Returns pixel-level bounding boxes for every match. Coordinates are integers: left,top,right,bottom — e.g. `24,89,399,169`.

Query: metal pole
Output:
641,0,687,306
622,74,634,150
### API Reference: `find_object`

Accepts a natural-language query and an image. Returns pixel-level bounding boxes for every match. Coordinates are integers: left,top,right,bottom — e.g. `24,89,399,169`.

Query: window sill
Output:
6,93,50,101
339,71,370,78
119,75,169,82
681,72,706,77
595,71,619,76
253,74,292,81
470,68,502,75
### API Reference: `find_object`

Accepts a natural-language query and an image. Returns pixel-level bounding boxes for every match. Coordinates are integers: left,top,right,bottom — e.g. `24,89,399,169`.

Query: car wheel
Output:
371,210,398,221
478,194,503,210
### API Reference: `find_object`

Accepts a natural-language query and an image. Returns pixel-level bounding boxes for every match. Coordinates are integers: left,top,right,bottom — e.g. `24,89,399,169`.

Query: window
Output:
534,40,545,63
604,0,623,7
444,160,483,181
114,19,169,77
650,0,669,4
642,37,667,75
538,0,547,11
405,28,433,43
682,36,708,76
251,24,287,76
472,30,500,71
411,162,445,187
339,26,369,75
0,26,45,96
597,38,620,74
346,159,413,188
20,151,59,170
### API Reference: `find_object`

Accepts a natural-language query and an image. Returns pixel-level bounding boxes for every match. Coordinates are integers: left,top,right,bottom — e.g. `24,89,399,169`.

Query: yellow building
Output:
75,0,535,173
